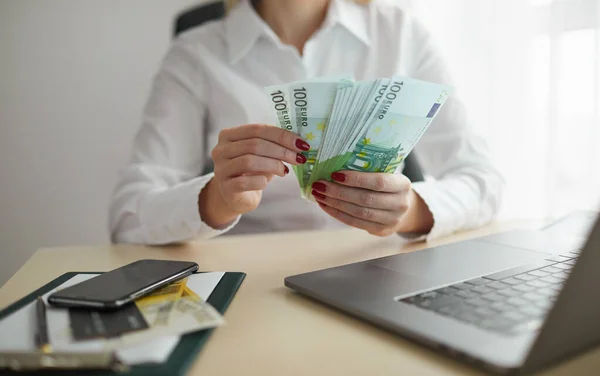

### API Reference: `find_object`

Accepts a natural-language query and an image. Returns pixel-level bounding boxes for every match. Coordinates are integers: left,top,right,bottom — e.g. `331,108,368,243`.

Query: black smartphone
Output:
47,259,199,310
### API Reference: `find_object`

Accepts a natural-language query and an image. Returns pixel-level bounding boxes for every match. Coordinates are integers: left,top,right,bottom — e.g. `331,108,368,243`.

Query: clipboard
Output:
0,271,245,375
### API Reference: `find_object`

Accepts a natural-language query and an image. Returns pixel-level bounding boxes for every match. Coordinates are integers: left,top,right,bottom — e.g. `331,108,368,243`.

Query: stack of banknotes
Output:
265,75,452,199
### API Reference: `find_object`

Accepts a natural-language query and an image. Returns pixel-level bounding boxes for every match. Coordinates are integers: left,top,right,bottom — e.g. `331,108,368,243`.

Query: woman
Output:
109,0,503,245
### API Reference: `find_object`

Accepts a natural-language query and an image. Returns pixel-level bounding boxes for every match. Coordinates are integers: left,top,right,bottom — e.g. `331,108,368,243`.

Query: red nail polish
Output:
295,139,311,151
312,182,327,192
331,172,346,182
284,165,289,175
312,190,326,200
296,153,307,164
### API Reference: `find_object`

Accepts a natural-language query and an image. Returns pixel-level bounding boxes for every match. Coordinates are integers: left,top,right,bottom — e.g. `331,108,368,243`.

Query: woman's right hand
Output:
199,124,310,228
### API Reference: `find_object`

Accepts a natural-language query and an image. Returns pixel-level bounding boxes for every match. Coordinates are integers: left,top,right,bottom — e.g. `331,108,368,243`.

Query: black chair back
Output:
174,1,226,37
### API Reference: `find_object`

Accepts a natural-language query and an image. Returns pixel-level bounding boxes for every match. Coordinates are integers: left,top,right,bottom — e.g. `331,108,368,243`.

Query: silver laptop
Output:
285,212,600,374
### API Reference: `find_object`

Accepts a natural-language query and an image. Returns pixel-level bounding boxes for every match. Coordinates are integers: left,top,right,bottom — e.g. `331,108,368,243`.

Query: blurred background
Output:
0,0,599,285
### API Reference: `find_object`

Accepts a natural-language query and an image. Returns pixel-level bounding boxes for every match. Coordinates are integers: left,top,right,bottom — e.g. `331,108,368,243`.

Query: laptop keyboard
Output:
400,250,580,336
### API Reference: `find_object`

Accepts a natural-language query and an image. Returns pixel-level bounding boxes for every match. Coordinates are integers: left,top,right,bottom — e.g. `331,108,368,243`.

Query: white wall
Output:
0,0,204,286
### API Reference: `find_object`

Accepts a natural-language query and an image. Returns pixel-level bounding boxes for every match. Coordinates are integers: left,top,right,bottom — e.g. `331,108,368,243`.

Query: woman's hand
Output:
311,171,434,237
199,124,310,228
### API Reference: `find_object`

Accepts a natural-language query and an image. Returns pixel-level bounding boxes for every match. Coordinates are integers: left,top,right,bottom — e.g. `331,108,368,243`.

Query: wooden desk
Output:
1,221,599,375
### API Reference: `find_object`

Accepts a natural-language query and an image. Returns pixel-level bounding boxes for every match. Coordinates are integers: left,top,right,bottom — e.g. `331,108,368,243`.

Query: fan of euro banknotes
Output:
265,75,452,199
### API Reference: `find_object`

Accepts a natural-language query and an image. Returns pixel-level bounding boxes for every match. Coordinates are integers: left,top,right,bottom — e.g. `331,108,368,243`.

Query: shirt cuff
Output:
139,173,240,245
397,180,451,243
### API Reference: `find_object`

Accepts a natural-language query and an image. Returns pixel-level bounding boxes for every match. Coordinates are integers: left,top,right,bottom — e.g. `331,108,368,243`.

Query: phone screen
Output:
50,260,198,304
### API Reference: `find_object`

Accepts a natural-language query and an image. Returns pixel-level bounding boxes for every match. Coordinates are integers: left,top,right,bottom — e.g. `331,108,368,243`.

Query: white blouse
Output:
109,0,504,244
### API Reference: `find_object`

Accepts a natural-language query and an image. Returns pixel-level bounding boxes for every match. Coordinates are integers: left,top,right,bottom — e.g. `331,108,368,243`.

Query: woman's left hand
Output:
311,171,434,237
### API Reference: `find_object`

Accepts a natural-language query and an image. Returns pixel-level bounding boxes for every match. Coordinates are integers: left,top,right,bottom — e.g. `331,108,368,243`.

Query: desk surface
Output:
1,220,599,375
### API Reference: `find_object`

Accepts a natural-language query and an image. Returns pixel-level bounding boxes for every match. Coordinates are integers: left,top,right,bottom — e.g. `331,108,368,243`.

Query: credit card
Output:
69,303,149,341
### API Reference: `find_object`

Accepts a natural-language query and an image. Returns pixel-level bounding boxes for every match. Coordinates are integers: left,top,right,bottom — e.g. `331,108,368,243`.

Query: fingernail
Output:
331,172,346,182
296,153,307,164
284,165,289,175
312,190,326,200
295,139,311,151
312,182,326,192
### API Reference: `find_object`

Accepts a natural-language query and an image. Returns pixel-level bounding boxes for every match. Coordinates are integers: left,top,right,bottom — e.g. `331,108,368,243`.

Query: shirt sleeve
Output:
397,15,505,242
109,40,240,245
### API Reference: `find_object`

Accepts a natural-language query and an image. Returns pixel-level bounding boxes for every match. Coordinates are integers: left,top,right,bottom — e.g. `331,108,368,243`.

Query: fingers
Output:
316,202,394,237
213,124,309,180
311,181,409,211
211,124,303,213
330,171,410,193
218,123,311,152
220,155,288,178
312,190,402,226
214,138,306,166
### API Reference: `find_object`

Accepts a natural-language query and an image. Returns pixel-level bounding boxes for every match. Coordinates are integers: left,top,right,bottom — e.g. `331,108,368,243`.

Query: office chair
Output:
173,1,425,183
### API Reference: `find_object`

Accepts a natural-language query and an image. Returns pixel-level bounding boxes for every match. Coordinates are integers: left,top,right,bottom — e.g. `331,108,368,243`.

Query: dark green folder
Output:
0,271,245,376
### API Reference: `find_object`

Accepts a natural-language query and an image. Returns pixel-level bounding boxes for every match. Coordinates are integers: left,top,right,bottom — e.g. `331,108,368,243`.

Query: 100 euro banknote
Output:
287,79,346,195
265,76,350,196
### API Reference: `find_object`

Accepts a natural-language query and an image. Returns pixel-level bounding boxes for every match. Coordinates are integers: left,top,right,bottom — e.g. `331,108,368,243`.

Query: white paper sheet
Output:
0,272,225,365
